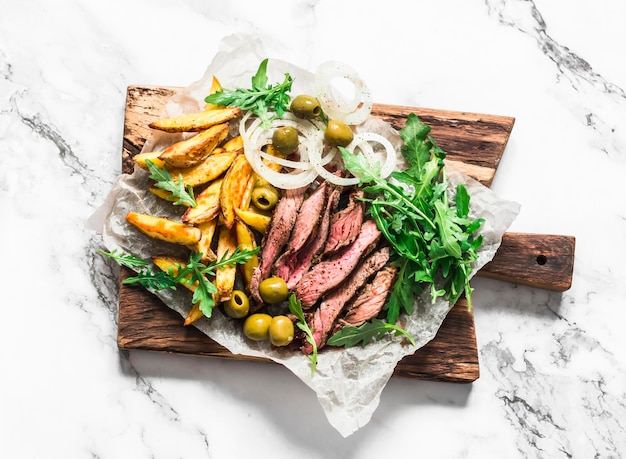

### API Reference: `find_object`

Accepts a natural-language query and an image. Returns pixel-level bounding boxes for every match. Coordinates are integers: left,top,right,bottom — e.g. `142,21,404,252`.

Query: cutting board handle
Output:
477,232,576,291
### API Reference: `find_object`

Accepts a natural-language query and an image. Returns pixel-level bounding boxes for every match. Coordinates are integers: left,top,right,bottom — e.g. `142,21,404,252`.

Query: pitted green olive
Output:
272,126,299,155
243,313,272,341
259,277,289,304
290,95,322,119
269,315,295,347
223,290,250,319
324,120,354,147
251,185,280,211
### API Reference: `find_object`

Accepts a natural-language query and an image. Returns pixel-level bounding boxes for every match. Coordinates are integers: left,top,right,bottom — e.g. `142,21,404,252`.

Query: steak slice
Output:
284,182,328,253
274,183,341,288
249,186,307,303
294,219,381,309
302,246,390,354
340,265,398,327
323,189,364,256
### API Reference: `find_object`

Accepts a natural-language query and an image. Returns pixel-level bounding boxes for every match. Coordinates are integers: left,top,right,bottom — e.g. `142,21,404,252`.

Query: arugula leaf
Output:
288,295,317,376
100,247,259,318
98,249,149,269
326,319,416,348
204,58,293,128
341,113,485,317
145,159,196,207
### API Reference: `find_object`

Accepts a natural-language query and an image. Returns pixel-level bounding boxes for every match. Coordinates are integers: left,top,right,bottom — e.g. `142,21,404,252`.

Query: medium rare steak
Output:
323,189,364,256
302,247,390,354
274,183,341,288
340,265,398,327
294,219,381,308
249,186,307,303
282,182,328,254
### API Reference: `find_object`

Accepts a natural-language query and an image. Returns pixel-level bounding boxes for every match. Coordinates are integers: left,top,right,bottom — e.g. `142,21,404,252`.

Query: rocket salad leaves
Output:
341,113,484,325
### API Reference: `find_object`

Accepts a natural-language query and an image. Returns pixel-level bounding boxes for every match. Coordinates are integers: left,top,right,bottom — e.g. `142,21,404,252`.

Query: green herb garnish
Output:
101,247,259,318
145,159,197,207
327,319,416,348
288,294,318,376
204,58,293,128
341,113,484,321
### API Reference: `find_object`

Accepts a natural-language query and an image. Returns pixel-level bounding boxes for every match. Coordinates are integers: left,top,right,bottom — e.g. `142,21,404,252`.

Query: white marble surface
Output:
1,0,625,457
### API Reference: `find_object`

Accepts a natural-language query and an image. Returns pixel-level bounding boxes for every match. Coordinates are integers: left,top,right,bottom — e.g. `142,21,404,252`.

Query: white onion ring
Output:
344,132,397,179
315,61,373,126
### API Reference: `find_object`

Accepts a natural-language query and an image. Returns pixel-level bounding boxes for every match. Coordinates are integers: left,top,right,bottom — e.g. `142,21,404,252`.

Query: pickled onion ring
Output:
315,61,373,126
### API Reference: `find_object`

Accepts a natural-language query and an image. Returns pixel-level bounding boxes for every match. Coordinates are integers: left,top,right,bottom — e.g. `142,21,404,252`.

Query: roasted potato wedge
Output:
191,219,218,263
234,219,258,289
234,207,271,234
149,107,242,133
239,175,256,211
133,151,165,170
126,212,201,245
223,135,243,152
220,155,254,228
204,76,223,111
182,179,223,226
169,150,238,188
159,123,229,169
215,225,238,302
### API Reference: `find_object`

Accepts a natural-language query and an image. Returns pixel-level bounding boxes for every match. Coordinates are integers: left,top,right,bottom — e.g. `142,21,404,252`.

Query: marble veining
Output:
1,0,625,457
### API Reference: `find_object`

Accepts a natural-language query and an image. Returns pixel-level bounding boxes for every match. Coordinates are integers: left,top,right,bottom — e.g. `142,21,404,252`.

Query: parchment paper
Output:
89,34,520,437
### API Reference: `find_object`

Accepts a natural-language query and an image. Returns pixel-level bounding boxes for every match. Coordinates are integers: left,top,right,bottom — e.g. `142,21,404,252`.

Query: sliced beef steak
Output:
274,183,341,288
323,189,364,256
340,265,398,327
294,219,381,309
249,186,307,303
302,246,390,354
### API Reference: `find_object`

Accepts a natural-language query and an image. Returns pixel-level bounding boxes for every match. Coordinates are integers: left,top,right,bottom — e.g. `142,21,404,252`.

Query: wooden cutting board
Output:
116,85,575,383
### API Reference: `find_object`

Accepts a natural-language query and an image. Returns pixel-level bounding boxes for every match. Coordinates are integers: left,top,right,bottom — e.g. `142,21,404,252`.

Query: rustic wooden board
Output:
115,85,565,383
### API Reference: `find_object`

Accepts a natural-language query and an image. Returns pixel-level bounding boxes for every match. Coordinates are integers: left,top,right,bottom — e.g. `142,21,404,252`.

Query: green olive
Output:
269,315,295,347
324,119,354,147
259,277,289,304
272,126,299,155
243,313,272,341
251,185,280,211
290,95,322,119
223,290,250,319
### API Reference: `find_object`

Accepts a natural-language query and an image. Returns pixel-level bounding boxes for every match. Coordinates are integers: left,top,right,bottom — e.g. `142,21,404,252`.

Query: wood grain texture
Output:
479,232,576,291
115,85,523,383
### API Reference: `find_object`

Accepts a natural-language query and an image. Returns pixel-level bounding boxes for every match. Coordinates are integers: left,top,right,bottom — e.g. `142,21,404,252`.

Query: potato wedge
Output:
220,155,254,228
215,225,238,302
133,151,165,170
169,150,238,188
239,175,256,211
126,212,201,245
149,107,241,133
234,219,258,289
159,123,229,169
223,135,243,152
234,207,271,234
191,219,218,263
182,178,223,225
204,76,223,111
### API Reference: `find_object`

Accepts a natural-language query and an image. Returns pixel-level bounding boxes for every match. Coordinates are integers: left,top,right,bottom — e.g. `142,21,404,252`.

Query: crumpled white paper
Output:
89,34,520,437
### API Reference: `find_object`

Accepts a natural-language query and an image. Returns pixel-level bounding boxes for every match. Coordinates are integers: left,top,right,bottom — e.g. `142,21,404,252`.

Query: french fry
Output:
234,219,258,289
239,175,256,211
191,219,218,263
215,225,238,302
159,123,229,169
204,76,223,111
234,207,271,234
182,178,223,225
149,107,241,133
133,151,165,170
169,150,238,188
220,155,254,228
126,212,201,245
